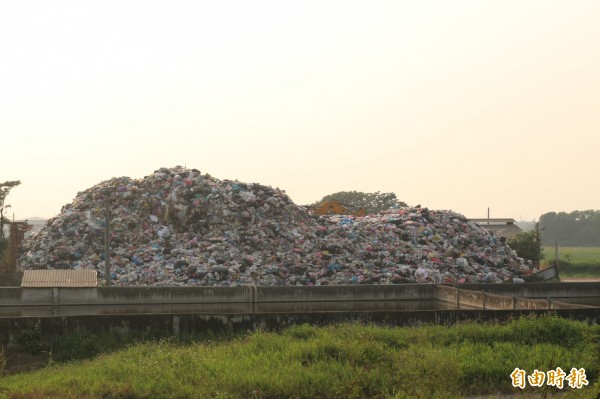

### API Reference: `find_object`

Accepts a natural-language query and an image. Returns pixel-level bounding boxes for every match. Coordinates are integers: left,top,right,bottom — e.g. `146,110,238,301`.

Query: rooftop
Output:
21,270,98,288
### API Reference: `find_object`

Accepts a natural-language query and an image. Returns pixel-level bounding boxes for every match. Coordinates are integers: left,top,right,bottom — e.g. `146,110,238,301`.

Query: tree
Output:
309,191,407,214
0,180,21,239
508,223,544,266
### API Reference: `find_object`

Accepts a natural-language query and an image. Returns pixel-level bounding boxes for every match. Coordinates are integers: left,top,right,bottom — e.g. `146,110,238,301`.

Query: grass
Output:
542,246,600,277
0,316,598,399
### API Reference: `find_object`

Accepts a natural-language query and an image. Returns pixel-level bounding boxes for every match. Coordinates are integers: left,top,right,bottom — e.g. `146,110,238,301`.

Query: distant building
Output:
19,218,46,239
2,218,46,239
1,222,31,272
468,218,523,239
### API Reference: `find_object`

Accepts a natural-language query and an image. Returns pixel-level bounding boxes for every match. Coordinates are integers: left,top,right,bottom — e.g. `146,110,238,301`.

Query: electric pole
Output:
104,200,111,287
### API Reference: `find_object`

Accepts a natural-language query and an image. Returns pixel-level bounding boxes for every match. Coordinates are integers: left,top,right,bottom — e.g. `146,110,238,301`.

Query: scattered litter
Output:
20,167,535,286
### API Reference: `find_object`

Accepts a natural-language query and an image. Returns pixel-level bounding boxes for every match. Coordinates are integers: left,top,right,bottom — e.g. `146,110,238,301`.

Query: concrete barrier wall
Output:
2,284,599,346
435,285,595,310
515,297,549,310
548,300,596,309
94,286,253,305
0,286,255,306
532,265,559,281
0,288,93,306
485,292,515,310
1,285,597,311
435,285,456,305
457,289,484,309
256,284,435,303
20,288,54,304
2,283,596,307
457,282,600,299
437,286,508,310
0,300,443,318
0,285,437,307
0,288,22,304
2,308,600,346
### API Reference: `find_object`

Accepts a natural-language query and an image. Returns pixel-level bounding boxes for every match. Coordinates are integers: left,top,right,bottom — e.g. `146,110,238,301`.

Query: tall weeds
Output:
0,316,598,399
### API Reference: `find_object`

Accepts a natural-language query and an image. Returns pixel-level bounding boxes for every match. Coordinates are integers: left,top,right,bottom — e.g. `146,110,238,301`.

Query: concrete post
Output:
455,290,460,309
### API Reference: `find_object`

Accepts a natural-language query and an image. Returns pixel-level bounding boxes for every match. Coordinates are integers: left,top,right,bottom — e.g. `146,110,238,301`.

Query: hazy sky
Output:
1,1,599,221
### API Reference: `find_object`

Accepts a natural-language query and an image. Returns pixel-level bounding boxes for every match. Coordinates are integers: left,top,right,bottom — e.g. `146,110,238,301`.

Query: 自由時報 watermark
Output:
510,367,588,389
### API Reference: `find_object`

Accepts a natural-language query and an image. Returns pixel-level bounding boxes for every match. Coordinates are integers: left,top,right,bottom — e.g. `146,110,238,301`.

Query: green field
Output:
1,317,598,399
542,246,600,277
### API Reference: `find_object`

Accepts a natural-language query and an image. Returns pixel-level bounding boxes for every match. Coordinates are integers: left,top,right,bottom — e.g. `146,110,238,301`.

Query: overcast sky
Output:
1,1,599,221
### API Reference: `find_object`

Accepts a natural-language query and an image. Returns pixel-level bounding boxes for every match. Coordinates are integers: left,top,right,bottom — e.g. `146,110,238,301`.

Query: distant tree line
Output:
1,180,21,240
539,210,600,246
0,180,21,261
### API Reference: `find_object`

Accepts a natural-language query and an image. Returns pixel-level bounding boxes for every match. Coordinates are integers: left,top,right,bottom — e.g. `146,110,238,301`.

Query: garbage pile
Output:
20,166,535,286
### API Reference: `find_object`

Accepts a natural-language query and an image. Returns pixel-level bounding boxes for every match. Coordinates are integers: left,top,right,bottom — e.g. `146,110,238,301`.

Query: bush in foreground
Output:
0,316,598,399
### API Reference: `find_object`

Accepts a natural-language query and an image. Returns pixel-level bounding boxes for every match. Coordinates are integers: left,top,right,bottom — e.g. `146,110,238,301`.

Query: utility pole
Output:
535,223,543,268
104,200,111,287
554,221,561,265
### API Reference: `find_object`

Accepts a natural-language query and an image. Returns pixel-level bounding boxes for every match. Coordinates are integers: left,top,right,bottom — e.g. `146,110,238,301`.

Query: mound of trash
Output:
20,166,535,286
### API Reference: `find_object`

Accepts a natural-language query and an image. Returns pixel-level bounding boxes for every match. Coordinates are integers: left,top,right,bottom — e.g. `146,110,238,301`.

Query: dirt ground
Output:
1,348,52,375
560,277,600,282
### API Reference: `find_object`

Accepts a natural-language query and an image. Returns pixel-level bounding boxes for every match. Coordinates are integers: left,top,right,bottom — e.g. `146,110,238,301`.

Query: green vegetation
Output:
0,180,21,242
1,316,598,399
542,246,600,277
308,191,407,214
508,223,543,266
